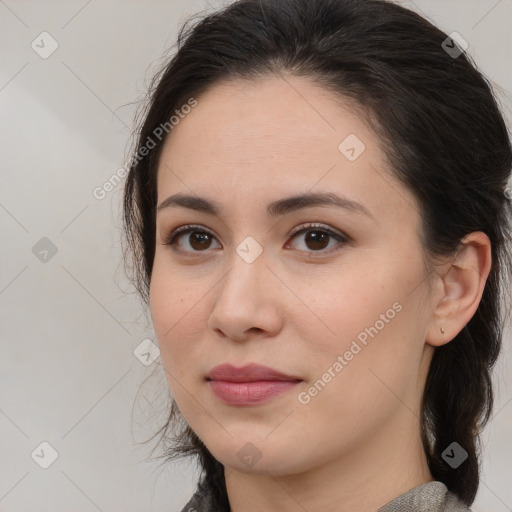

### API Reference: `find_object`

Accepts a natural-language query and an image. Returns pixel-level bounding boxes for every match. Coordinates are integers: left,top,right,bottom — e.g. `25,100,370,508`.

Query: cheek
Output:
299,264,424,401
296,307,419,445
149,262,205,373
291,266,393,355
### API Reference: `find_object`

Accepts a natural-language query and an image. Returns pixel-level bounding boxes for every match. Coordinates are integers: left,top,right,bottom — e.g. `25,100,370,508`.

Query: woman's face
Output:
150,74,437,477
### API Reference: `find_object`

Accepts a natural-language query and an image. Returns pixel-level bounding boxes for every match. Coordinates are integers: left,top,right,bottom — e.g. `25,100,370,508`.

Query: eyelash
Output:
161,222,349,257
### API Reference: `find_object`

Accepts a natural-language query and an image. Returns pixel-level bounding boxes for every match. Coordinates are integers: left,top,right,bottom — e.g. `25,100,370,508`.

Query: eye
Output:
285,223,348,255
161,222,348,256
162,224,220,254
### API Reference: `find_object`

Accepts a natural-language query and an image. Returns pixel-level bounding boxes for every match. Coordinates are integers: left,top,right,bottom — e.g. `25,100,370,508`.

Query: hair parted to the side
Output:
122,0,512,508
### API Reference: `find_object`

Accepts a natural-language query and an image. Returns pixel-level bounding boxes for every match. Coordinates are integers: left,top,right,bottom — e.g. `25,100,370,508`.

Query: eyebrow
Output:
156,191,374,220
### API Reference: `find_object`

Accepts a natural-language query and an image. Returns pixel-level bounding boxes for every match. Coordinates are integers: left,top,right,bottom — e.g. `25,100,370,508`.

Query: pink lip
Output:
206,363,302,406
207,363,301,382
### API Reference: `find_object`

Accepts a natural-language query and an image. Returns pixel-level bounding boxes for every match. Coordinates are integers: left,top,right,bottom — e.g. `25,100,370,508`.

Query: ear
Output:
425,231,492,347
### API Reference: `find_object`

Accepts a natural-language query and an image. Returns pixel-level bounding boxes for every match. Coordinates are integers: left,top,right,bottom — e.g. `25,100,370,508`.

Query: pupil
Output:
191,232,211,250
306,231,328,250
187,230,329,251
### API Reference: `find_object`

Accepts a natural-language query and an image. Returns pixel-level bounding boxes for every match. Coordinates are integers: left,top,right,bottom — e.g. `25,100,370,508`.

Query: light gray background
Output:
1,1,511,511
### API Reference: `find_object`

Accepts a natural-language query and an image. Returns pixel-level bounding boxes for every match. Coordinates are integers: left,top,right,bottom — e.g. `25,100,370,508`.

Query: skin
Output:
150,74,492,512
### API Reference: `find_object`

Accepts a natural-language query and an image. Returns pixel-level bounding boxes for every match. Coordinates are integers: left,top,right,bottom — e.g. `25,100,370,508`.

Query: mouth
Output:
206,362,301,382
206,363,302,405
207,379,301,405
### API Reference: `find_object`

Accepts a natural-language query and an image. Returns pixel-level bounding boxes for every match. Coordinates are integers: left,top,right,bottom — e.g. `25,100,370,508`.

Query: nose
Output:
207,248,283,342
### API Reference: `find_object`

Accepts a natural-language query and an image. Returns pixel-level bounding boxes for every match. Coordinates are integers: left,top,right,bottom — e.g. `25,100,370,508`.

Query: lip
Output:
206,363,302,406
206,363,301,382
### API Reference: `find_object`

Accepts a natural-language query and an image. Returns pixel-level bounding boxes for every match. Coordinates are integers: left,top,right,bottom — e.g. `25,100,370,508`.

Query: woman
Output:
122,0,512,510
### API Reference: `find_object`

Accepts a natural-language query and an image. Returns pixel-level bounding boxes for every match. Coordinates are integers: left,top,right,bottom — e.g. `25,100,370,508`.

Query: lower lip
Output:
208,380,300,405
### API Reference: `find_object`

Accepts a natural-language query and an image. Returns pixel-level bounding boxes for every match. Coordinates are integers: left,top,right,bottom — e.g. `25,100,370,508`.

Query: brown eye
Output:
303,230,330,251
286,223,348,254
163,225,221,253
188,231,214,251
163,223,348,256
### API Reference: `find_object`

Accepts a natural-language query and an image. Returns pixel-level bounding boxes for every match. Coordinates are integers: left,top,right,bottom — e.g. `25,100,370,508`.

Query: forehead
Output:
161,74,369,163
156,74,419,229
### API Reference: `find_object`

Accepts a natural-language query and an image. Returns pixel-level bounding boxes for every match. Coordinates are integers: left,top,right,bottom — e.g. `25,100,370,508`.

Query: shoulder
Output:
444,487,473,512
378,481,472,512
180,479,473,512
178,480,216,512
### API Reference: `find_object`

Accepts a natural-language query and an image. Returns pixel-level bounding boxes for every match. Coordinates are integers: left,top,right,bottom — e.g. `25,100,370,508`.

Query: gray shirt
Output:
179,480,472,512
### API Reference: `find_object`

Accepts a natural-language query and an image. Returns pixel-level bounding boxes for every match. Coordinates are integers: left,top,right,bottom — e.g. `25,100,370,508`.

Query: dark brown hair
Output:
122,0,512,508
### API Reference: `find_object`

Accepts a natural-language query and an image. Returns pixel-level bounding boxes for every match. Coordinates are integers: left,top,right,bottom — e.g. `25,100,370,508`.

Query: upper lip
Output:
207,363,302,382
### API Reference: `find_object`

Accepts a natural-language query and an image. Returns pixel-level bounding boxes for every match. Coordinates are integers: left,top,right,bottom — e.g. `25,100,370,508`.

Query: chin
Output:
210,441,312,477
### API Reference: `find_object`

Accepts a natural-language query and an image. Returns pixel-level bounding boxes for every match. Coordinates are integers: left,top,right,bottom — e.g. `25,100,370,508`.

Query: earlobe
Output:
425,232,492,347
